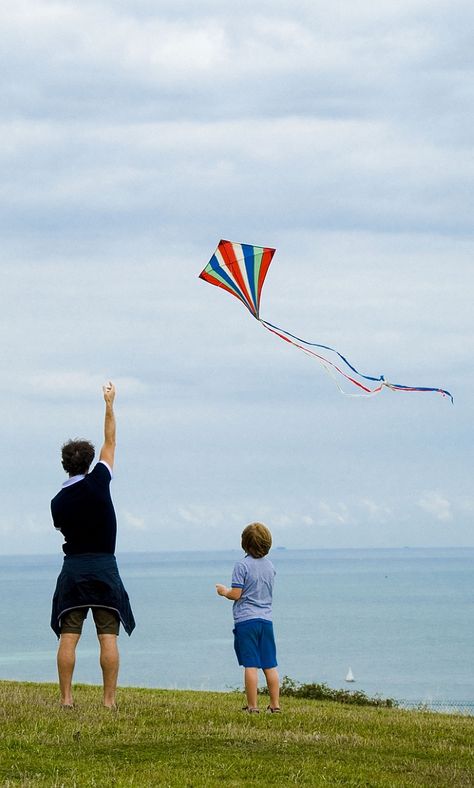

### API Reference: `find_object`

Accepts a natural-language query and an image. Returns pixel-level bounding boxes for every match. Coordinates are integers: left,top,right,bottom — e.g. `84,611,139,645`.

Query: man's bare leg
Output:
244,667,259,710
57,633,80,706
98,634,119,707
263,667,280,709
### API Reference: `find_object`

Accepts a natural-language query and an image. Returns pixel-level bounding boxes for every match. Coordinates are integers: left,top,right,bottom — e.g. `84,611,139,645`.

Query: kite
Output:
199,239,453,402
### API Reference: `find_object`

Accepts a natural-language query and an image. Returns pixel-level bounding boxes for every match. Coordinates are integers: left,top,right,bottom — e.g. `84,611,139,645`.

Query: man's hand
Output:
100,381,116,470
103,381,116,405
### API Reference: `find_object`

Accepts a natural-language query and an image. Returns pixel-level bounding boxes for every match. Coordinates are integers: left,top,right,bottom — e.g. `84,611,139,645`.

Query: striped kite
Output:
199,239,453,402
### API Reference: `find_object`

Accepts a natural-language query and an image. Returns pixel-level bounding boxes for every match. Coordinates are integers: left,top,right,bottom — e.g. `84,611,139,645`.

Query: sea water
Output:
0,548,472,707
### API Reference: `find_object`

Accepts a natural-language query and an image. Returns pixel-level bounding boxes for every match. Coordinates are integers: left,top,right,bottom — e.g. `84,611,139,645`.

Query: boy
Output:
216,522,280,713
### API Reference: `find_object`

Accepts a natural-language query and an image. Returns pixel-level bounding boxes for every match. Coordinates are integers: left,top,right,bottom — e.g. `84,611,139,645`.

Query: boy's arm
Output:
216,584,242,600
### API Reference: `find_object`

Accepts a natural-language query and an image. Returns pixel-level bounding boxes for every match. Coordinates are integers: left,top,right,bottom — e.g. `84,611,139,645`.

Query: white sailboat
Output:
345,666,355,682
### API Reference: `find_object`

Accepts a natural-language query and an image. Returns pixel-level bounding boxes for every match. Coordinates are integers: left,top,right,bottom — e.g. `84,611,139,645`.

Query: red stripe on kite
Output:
218,241,256,316
199,270,248,308
256,247,275,313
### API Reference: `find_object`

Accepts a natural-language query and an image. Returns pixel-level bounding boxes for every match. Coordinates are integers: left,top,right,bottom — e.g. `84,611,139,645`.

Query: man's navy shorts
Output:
233,619,277,669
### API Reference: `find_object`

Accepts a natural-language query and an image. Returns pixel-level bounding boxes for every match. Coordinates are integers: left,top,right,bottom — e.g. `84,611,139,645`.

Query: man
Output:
50,382,135,708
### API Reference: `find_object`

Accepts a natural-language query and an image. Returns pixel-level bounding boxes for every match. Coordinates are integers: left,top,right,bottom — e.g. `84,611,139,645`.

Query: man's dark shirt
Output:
51,462,117,555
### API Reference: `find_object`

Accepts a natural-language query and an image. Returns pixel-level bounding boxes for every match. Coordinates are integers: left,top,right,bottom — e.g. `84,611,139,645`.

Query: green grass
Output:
261,676,398,707
0,681,472,787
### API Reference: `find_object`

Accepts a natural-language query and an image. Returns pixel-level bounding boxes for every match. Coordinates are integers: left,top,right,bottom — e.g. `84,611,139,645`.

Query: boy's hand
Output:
216,584,243,601
215,584,228,597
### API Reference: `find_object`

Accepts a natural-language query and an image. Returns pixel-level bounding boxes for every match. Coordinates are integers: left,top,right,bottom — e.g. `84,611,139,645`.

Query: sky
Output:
0,0,472,554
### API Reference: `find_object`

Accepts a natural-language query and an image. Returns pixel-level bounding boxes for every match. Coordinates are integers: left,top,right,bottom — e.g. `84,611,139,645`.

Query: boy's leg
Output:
263,667,280,709
244,667,259,709
98,634,120,707
57,633,81,706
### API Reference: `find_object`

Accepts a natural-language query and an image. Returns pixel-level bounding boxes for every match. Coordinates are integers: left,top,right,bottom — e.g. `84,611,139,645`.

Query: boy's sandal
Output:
242,706,260,713
266,705,281,713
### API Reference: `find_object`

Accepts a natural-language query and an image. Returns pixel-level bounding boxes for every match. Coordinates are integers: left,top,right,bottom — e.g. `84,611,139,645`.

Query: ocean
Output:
0,548,472,709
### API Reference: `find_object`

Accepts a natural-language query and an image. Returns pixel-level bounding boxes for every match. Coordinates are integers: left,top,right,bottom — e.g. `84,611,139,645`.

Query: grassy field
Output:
0,681,472,787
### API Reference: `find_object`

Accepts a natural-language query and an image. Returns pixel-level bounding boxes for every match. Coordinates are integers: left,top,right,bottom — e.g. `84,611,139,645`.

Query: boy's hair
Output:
241,522,272,558
61,439,95,475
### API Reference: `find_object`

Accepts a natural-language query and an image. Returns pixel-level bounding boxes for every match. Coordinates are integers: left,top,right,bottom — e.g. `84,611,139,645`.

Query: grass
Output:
0,681,472,787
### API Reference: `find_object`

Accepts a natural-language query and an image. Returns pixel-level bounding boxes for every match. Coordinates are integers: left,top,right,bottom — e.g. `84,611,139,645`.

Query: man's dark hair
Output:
61,439,95,475
241,522,272,558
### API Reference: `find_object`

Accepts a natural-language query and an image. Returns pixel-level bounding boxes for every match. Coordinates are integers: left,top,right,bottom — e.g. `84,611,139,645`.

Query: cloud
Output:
122,510,147,531
417,492,453,522
0,518,14,536
177,505,237,529
0,371,147,400
359,498,393,522
0,0,472,282
3,0,473,129
317,501,352,526
175,506,312,532
459,498,474,513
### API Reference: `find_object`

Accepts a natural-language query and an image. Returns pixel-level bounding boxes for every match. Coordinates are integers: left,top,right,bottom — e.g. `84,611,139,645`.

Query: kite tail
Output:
259,319,453,402
383,382,454,403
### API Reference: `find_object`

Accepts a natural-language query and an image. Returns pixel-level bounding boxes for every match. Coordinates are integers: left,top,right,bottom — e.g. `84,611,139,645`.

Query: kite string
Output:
259,319,453,402
260,319,385,383
259,319,386,397
316,357,384,398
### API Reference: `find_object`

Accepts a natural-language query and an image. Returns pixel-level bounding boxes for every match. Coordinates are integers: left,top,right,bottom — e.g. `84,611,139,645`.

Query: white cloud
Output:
418,492,453,522
0,518,14,535
122,510,147,531
25,515,44,534
359,498,393,522
269,513,293,527
177,505,229,528
458,499,474,513
175,506,314,532
317,501,352,526
0,372,147,400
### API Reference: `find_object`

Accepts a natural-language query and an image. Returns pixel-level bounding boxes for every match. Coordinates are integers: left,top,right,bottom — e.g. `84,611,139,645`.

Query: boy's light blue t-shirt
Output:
231,554,276,624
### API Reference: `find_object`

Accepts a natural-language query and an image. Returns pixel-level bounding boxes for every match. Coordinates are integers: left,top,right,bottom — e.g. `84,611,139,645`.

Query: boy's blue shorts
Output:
233,619,277,669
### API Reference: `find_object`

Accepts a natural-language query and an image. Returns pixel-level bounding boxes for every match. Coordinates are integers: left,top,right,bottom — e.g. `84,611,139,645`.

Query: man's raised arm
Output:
99,381,116,471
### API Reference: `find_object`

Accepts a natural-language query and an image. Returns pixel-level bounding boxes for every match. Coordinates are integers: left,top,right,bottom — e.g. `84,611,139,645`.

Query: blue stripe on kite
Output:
241,243,258,315
261,320,384,383
209,253,253,312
